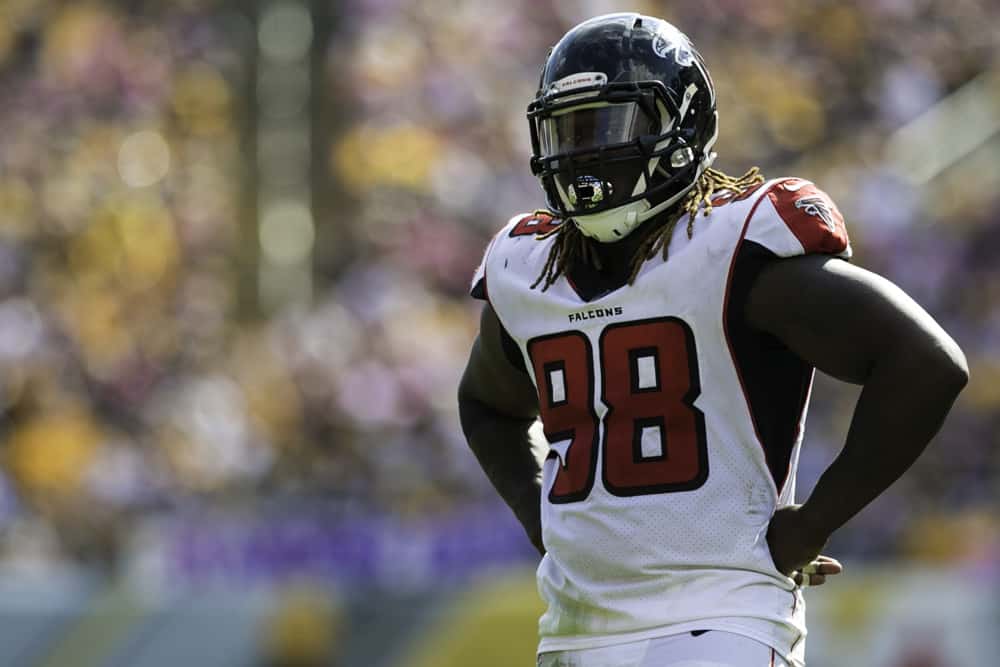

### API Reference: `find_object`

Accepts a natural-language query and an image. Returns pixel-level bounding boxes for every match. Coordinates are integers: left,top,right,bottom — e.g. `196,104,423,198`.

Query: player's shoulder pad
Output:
469,212,563,300
505,211,562,239
745,177,851,259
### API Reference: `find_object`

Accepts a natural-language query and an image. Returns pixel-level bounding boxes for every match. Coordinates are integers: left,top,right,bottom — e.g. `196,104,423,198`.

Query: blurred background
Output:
0,0,996,665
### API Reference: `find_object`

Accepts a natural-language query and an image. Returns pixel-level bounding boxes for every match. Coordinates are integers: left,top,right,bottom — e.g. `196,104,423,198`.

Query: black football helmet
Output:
528,13,718,242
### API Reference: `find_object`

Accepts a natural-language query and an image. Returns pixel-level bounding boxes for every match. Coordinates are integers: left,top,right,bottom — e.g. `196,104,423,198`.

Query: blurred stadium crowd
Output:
0,0,996,576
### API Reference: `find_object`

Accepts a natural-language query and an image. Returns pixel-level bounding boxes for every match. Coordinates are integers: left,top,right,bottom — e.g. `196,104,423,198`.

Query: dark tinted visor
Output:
539,102,658,158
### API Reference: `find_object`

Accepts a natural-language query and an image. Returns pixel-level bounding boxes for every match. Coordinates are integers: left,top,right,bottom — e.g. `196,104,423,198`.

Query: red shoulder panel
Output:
508,212,561,238
766,179,849,255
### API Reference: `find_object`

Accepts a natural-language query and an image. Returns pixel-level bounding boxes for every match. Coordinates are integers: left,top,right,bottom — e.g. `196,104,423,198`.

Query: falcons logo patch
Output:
652,27,695,66
794,196,837,233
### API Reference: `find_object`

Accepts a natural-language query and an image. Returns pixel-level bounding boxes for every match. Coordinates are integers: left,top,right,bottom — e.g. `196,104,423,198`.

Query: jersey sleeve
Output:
470,248,490,300
745,178,851,259
469,212,561,300
469,219,509,301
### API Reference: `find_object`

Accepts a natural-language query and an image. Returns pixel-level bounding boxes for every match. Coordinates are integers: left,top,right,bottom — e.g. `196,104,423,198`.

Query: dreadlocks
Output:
530,167,765,291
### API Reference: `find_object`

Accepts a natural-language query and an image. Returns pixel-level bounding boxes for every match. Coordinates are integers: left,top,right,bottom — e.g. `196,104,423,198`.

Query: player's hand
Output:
791,555,843,587
766,504,842,586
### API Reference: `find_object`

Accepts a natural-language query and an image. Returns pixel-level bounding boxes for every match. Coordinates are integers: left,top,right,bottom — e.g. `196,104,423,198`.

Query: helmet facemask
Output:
529,79,713,242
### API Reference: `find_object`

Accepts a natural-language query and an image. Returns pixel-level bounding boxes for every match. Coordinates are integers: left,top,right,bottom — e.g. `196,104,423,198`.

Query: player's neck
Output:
566,208,677,301
593,206,681,272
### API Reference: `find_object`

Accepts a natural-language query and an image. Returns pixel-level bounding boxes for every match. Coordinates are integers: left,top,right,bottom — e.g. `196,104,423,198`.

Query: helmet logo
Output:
652,28,695,66
568,175,613,209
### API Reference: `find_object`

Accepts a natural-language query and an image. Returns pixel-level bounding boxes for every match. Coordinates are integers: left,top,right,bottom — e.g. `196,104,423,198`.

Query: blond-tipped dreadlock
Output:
530,167,765,291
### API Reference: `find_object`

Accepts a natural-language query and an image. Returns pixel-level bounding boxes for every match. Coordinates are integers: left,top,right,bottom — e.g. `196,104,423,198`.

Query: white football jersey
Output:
471,178,851,667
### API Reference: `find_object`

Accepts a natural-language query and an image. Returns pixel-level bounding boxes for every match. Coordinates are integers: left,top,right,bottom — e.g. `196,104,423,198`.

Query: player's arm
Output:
746,255,969,575
458,304,545,555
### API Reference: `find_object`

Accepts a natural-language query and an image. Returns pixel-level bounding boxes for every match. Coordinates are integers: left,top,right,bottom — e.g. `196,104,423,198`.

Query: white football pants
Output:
537,630,792,667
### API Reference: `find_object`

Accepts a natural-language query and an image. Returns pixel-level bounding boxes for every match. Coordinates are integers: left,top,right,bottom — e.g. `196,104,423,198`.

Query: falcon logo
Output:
794,196,837,232
652,28,694,66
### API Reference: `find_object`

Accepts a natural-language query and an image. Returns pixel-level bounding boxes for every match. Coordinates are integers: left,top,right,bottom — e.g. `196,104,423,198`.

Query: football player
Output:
457,13,967,667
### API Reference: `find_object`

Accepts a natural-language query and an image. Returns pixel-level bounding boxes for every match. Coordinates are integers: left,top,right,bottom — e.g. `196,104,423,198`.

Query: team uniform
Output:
536,631,791,667
471,178,851,667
